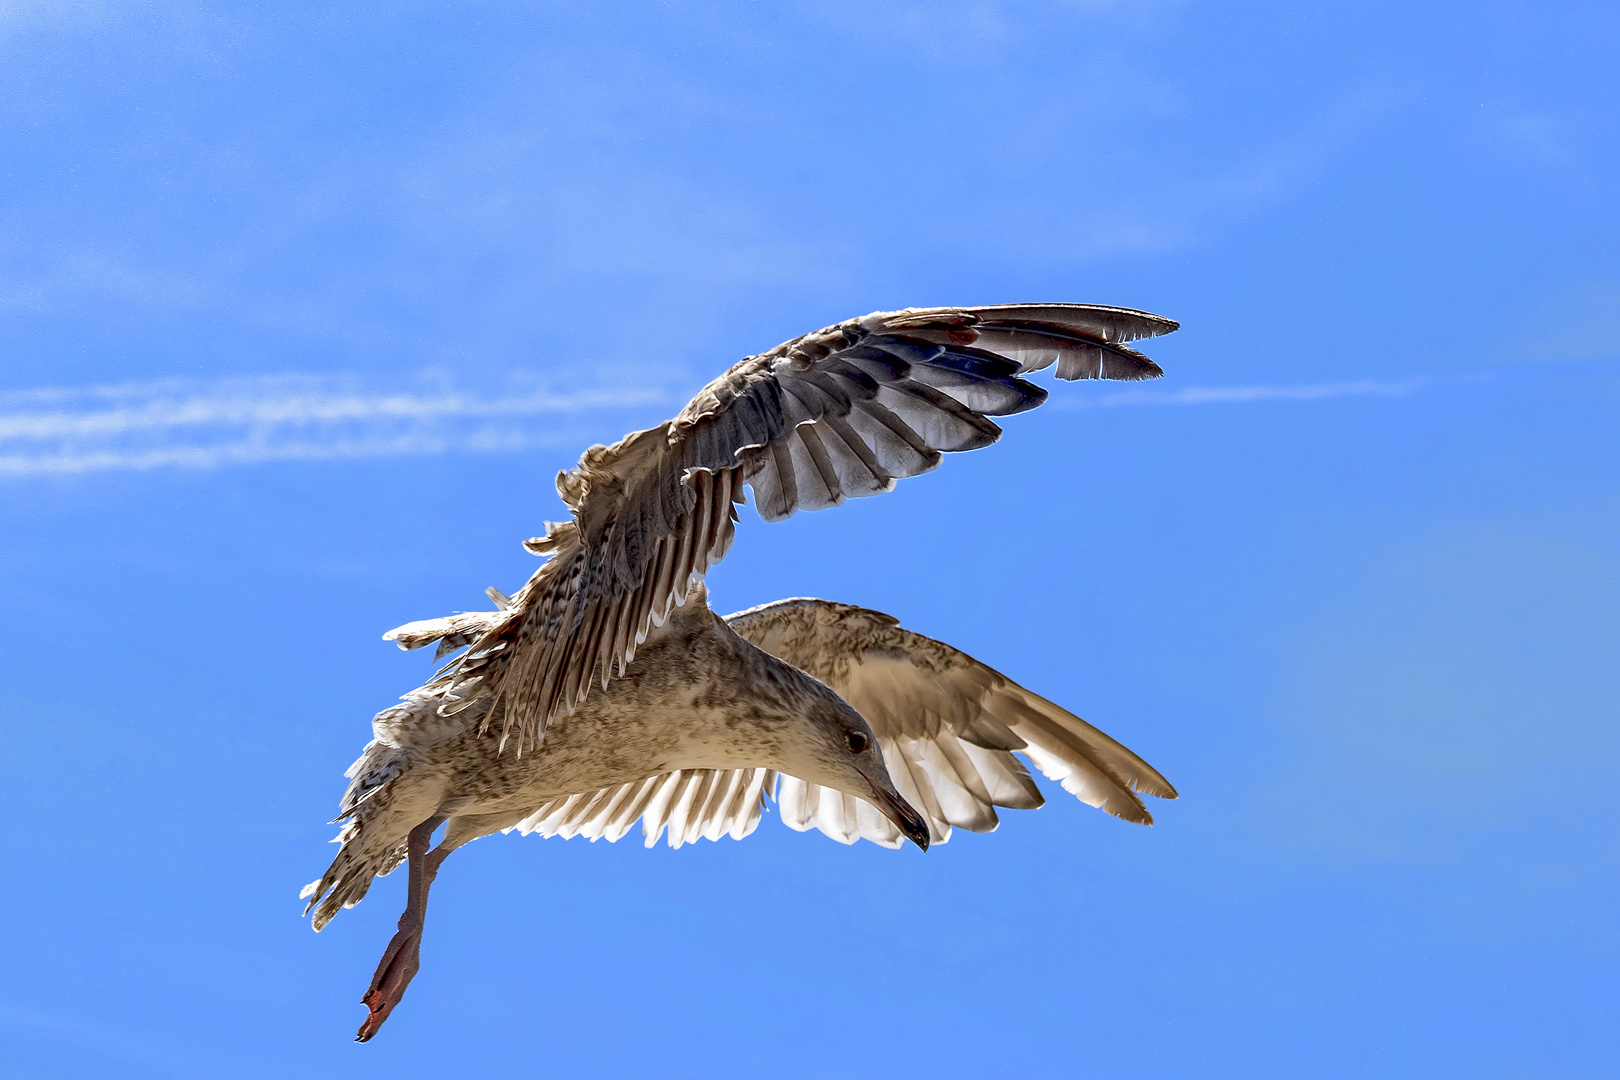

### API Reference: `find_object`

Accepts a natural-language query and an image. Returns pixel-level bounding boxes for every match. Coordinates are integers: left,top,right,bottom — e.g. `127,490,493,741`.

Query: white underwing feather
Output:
724,596,1178,847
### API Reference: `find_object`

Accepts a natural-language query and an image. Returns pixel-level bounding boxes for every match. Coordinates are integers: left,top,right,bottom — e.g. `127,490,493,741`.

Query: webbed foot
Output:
356,921,422,1042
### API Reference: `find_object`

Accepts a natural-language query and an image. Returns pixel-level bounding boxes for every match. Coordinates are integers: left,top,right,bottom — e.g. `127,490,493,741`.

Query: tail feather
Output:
301,821,407,931
302,731,443,931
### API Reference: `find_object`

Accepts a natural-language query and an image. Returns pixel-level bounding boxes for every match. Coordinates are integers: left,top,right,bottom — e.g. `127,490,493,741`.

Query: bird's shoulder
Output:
726,596,965,687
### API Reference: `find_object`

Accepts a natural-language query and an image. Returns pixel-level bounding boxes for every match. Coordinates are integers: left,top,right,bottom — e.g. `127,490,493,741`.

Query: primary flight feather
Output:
303,303,1180,1042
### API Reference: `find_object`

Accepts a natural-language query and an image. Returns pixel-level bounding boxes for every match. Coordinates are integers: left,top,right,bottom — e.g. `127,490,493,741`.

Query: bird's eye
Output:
844,730,869,754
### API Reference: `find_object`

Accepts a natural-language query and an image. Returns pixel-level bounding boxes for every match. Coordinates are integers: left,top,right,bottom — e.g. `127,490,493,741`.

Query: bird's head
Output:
775,672,930,852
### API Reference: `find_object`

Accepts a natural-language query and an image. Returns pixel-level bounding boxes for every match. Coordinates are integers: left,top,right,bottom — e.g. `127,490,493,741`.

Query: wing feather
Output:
725,597,1177,847
411,304,1173,752
507,767,774,848
417,586,1174,854
789,423,845,510
820,413,895,496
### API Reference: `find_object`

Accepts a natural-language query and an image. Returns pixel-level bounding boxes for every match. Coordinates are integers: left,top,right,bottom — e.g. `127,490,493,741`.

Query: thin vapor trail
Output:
0,373,669,477
0,373,1432,477
1074,377,1429,409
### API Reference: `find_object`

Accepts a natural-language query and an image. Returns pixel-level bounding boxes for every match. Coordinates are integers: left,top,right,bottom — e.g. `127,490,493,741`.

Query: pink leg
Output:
356,816,448,1042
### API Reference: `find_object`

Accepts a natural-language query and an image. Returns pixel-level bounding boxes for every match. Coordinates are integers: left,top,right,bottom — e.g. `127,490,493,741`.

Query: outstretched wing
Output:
424,303,1179,752
383,593,1177,850
727,598,1178,847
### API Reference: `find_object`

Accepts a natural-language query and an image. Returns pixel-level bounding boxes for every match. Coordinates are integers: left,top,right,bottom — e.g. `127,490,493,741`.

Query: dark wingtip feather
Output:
1002,378,1049,414
969,303,1180,344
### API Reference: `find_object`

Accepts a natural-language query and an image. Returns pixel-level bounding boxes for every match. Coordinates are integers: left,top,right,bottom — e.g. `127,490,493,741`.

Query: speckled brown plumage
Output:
305,302,1181,1041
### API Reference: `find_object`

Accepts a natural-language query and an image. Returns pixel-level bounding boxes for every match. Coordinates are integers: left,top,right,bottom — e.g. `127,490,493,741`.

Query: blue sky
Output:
2,2,1616,1077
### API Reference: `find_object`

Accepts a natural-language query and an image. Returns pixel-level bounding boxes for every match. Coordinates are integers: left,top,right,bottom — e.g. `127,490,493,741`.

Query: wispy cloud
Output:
1066,377,1432,410
0,372,1437,478
0,372,670,477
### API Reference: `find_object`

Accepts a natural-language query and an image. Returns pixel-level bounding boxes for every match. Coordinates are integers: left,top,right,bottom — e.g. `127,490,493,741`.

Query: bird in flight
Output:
302,303,1181,1042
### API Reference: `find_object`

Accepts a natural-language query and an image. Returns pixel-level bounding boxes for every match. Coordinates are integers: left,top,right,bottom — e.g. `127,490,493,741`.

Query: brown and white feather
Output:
422,303,1177,754
373,594,1178,853
727,597,1178,846
306,301,1182,945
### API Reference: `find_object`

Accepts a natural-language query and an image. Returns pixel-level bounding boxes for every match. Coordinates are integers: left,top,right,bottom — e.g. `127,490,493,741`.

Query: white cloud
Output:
0,370,1444,478
0,372,670,476
1053,377,1433,411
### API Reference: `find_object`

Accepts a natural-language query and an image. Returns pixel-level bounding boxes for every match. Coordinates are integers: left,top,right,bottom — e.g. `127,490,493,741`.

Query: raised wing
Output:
727,598,1178,846
422,303,1178,752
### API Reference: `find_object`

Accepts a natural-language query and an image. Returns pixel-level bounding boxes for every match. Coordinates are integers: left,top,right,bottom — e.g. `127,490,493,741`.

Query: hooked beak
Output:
867,781,930,852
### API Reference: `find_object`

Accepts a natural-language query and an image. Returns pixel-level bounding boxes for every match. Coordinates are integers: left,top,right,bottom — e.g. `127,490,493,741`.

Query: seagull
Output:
302,303,1181,1042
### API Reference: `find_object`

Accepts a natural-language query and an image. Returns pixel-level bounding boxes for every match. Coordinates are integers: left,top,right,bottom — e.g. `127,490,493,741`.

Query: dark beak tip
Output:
868,780,930,852
903,814,930,853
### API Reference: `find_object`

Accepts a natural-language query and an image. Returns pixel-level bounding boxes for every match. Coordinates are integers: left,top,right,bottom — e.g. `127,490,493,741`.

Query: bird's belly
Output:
434,682,735,818
427,607,794,820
